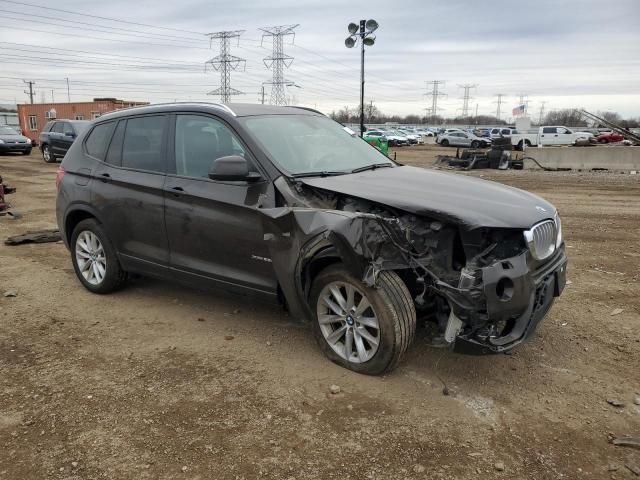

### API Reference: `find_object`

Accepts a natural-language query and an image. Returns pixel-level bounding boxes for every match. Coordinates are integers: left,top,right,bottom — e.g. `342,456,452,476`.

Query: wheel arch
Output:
63,205,102,245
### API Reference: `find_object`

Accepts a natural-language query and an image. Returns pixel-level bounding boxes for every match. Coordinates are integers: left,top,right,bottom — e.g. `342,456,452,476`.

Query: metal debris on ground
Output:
612,437,640,450
5,229,62,245
0,174,16,213
434,138,523,171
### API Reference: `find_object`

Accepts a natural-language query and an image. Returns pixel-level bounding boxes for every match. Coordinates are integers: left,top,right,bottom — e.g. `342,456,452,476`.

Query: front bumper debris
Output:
452,246,567,354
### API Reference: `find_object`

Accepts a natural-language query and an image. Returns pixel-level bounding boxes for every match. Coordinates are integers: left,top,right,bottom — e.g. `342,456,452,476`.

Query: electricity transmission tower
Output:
458,84,478,117
494,93,505,120
538,101,547,124
424,80,446,118
205,30,246,103
260,24,299,105
518,93,529,113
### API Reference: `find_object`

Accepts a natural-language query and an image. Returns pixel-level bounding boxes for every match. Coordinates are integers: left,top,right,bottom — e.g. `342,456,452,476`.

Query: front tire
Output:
471,140,480,148
22,149,32,155
310,264,416,375
42,145,55,163
70,218,127,294
440,139,449,146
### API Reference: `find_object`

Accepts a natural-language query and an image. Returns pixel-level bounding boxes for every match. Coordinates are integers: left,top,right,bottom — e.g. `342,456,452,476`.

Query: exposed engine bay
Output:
262,176,567,354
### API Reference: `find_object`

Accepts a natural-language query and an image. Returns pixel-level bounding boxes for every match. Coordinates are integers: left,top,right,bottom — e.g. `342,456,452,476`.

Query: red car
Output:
596,132,624,143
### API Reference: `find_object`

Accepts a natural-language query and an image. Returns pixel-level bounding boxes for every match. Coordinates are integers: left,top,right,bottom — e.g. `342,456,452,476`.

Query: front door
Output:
164,113,277,296
90,115,170,276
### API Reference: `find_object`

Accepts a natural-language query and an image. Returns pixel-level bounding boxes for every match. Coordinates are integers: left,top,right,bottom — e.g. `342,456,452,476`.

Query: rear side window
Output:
122,116,166,172
105,120,125,166
85,122,116,160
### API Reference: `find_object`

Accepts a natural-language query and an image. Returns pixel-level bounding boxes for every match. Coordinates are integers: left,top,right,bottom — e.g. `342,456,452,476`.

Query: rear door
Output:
91,115,170,275
49,122,65,155
164,113,277,296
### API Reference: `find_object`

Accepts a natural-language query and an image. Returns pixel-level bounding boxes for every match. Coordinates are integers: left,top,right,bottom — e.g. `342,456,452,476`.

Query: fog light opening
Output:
496,277,514,302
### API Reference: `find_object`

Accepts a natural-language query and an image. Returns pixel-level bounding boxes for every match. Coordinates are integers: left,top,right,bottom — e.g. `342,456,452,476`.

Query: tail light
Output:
56,166,65,191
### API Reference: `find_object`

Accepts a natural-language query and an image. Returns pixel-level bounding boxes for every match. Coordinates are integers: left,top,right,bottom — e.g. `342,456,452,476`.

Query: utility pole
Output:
259,84,266,105
424,80,446,118
458,83,478,117
205,30,246,103
260,24,299,106
538,101,547,124
494,93,505,120
475,103,479,123
23,80,35,104
51,89,55,103
65,77,70,102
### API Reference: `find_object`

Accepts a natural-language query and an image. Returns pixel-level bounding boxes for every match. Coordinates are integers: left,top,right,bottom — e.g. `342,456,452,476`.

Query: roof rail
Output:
104,101,237,117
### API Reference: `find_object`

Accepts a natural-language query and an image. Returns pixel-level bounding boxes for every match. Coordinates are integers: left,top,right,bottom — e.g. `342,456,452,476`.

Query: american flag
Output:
512,104,526,116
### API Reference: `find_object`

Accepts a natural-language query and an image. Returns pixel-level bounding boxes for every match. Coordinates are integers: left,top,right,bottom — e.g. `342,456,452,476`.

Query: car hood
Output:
300,166,556,230
0,134,29,142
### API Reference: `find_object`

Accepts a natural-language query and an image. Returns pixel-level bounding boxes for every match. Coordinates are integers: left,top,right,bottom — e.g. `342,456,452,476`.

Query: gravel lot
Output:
1,147,639,479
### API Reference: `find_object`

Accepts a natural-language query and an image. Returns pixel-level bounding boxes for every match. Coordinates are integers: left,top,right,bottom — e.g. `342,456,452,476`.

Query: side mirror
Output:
208,155,261,182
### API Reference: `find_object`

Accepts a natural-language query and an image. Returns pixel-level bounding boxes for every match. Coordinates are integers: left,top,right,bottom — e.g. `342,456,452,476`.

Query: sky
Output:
1,0,639,120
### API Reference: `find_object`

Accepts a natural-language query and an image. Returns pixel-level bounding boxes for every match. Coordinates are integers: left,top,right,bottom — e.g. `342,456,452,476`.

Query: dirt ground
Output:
1,146,639,480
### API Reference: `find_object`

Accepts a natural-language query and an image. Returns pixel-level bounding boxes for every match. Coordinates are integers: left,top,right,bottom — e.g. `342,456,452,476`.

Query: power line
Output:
260,24,299,106
458,83,477,117
205,31,246,103
424,80,446,117
0,0,208,37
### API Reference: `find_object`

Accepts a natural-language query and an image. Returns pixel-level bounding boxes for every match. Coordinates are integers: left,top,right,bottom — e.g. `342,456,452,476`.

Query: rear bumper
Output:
453,246,567,354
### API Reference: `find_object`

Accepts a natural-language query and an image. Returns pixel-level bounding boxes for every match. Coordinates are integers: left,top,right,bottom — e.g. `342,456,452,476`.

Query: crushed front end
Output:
263,177,568,355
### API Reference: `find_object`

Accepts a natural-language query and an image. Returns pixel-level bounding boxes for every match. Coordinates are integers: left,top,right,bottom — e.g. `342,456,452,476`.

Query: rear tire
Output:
70,218,127,294
310,264,416,375
471,140,480,148
42,145,55,163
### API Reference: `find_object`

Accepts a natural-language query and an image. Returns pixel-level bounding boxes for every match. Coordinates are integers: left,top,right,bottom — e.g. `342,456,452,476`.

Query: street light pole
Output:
346,19,378,138
359,20,365,138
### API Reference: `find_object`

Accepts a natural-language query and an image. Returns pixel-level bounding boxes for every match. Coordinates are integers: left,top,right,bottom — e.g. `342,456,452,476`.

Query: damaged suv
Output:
56,103,567,375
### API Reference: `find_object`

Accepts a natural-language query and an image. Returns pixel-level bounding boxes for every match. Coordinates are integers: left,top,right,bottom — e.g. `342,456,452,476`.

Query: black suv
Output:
56,103,567,375
40,119,90,163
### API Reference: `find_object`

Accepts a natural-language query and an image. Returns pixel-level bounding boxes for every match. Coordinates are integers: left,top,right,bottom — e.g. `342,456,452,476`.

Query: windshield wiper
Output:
350,163,394,173
291,171,347,178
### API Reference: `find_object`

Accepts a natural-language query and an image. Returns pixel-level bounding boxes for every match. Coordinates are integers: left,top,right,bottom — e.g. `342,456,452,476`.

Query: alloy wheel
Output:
43,146,50,162
75,230,107,286
316,281,380,364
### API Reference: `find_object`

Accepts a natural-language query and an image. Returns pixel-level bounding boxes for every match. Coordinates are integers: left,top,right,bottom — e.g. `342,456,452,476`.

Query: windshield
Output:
240,114,394,175
71,121,91,134
0,126,18,135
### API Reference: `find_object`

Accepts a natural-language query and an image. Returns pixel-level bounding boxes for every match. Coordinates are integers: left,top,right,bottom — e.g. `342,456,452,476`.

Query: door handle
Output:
99,173,111,183
169,186,184,197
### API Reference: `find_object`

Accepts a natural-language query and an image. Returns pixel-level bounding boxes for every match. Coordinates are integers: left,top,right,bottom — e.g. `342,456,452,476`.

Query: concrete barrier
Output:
522,146,640,171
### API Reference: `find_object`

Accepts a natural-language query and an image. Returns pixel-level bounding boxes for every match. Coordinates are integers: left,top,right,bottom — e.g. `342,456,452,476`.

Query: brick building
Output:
17,98,148,143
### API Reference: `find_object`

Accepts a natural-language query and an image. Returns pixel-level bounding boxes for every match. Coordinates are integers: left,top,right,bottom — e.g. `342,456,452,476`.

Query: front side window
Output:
85,122,116,160
241,115,393,175
174,114,247,179
542,127,556,134
52,122,64,133
121,116,166,172
28,115,37,130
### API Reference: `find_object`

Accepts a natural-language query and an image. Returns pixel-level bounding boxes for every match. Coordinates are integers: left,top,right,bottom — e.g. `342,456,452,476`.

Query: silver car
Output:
437,131,491,148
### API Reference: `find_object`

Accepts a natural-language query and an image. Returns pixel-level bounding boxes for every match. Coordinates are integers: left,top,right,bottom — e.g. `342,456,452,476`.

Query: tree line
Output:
329,105,640,128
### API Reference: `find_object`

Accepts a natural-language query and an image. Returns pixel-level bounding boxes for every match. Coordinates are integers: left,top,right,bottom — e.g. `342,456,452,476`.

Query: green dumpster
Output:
362,135,389,156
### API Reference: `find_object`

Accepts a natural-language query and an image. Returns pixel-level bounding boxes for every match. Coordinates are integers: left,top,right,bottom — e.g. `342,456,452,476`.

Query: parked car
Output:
436,131,491,148
596,131,624,143
511,126,593,150
0,125,32,155
56,103,567,375
382,130,409,146
397,129,421,144
39,119,90,163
